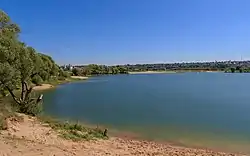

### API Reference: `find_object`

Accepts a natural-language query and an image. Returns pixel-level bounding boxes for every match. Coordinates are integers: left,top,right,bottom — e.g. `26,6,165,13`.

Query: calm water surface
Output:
43,73,250,153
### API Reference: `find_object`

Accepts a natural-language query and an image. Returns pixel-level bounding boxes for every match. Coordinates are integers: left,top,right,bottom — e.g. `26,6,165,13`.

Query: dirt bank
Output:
0,114,244,156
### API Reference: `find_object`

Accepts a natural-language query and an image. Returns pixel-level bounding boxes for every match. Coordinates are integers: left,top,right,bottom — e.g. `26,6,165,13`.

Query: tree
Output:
38,53,59,81
0,10,58,115
239,68,243,73
118,66,128,74
230,67,236,73
72,67,81,76
59,69,70,78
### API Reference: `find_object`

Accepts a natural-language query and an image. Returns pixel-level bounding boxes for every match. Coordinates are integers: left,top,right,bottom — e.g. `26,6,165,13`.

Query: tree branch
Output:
30,72,38,79
21,81,25,101
24,81,29,91
5,86,21,105
24,81,33,101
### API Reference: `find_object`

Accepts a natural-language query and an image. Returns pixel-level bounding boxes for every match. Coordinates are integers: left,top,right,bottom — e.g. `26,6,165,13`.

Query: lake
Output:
43,73,250,153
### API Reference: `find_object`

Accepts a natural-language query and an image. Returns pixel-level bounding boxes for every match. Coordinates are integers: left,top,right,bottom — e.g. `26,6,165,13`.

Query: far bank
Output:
32,76,89,91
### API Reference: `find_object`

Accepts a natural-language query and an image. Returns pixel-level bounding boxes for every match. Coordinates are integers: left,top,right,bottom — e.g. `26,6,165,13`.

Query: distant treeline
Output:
63,60,250,76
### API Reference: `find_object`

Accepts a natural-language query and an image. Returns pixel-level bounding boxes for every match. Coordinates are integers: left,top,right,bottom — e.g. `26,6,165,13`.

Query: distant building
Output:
62,64,74,71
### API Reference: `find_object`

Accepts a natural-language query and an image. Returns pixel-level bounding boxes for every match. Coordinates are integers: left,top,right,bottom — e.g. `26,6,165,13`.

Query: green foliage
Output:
59,69,70,78
73,61,250,73
17,100,43,116
31,75,43,86
72,68,81,76
224,66,250,73
71,64,129,76
39,116,108,141
38,53,59,80
239,68,243,73
0,10,62,116
230,67,236,73
0,88,8,97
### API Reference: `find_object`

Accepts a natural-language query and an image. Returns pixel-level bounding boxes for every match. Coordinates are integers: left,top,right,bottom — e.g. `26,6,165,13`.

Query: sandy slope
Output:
0,114,244,156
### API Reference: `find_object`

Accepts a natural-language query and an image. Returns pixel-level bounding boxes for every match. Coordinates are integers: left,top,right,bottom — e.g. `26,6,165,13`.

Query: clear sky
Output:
1,0,250,65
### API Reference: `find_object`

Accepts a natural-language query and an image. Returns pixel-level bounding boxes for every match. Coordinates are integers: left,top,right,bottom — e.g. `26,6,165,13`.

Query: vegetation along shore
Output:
0,10,248,155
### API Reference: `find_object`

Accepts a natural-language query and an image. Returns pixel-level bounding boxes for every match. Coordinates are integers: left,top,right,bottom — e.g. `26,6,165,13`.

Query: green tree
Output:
0,10,57,115
118,66,128,74
239,68,243,73
72,68,81,76
39,53,59,81
59,69,70,78
230,67,236,73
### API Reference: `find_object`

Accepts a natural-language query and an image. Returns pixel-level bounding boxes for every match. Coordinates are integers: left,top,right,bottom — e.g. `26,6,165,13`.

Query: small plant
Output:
39,116,108,141
16,99,43,116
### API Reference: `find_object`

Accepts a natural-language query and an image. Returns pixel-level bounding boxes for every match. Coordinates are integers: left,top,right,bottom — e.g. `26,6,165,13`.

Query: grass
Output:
0,94,107,142
0,76,106,142
38,116,108,141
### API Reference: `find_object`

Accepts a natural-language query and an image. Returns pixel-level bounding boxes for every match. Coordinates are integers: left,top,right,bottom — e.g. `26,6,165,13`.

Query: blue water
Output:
43,73,250,153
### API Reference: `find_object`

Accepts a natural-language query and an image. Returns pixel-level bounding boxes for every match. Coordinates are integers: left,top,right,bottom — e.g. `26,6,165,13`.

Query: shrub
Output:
31,75,43,86
20,103,42,116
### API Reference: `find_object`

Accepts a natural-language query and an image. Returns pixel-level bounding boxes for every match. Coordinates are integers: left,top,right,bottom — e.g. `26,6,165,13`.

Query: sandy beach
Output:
0,114,244,156
71,76,89,80
32,84,54,91
32,76,88,91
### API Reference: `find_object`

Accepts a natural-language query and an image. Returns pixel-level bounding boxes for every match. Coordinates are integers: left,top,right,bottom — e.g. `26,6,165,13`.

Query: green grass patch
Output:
38,116,108,141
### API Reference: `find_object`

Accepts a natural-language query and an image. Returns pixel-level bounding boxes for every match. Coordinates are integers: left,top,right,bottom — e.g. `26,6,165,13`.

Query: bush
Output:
16,97,43,116
21,103,42,116
31,75,43,85
59,69,70,78
58,76,66,81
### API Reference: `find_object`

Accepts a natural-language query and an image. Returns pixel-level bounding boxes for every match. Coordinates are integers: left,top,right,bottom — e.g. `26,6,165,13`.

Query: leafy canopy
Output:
0,10,63,115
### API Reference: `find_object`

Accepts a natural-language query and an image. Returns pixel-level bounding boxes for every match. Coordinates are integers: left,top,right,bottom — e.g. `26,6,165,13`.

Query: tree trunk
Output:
5,86,21,105
21,82,25,101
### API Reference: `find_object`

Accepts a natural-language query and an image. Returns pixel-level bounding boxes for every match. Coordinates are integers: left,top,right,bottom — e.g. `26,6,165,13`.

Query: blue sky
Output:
1,0,250,65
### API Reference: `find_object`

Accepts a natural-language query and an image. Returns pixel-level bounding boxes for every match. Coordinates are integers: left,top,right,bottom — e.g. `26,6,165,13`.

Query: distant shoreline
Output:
128,70,221,74
33,76,89,91
70,76,89,80
129,71,177,74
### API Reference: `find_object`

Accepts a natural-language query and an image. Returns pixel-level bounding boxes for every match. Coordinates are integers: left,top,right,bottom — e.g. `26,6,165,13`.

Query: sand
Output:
32,77,88,91
32,84,54,91
0,114,244,156
71,76,89,80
